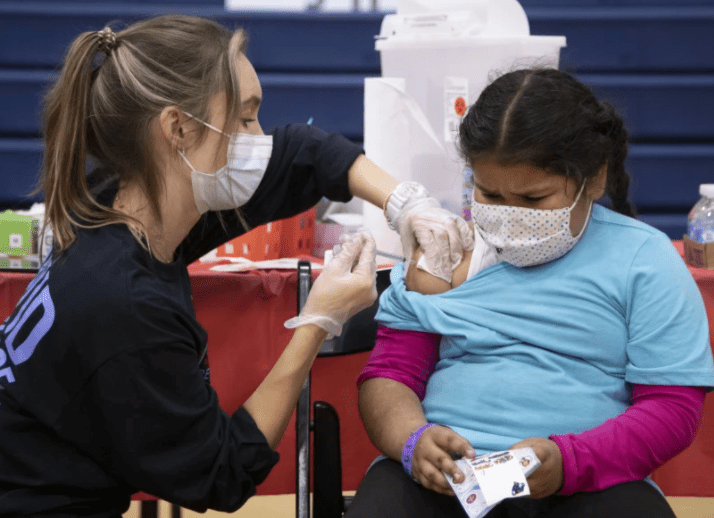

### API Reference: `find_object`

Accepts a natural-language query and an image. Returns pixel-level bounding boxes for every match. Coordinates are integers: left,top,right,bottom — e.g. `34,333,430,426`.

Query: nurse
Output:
0,15,471,517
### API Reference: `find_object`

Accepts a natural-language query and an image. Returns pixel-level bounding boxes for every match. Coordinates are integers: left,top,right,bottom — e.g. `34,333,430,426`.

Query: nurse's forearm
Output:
243,324,328,450
347,154,399,210
358,377,428,461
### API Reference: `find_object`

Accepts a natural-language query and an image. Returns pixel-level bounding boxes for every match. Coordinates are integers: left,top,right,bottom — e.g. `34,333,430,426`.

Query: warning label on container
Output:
445,77,469,142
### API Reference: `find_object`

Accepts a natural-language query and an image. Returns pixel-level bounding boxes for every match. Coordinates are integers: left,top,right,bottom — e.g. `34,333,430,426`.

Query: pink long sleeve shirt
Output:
357,325,706,494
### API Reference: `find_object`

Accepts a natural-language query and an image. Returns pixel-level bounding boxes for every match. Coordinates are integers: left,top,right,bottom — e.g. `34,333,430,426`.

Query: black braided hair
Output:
458,68,637,217
597,100,637,217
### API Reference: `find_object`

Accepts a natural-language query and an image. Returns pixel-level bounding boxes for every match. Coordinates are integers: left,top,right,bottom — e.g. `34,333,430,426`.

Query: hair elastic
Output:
97,27,117,55
401,423,435,477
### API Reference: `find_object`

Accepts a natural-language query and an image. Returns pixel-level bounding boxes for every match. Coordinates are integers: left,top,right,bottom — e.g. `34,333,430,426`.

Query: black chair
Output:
138,499,180,518
295,260,392,518
138,500,159,518
139,500,181,518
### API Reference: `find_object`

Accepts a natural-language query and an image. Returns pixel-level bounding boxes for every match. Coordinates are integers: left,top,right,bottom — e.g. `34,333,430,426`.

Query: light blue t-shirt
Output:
376,204,714,454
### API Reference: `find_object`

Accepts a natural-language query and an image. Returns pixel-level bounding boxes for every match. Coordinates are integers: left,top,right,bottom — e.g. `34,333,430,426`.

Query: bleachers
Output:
1,0,713,238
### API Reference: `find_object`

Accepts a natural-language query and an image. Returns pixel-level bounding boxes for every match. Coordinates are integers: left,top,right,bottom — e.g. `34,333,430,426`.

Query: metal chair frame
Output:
137,499,181,518
295,261,391,518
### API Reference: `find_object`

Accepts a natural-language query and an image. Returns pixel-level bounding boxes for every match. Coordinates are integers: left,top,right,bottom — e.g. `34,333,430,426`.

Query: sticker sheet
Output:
444,448,540,518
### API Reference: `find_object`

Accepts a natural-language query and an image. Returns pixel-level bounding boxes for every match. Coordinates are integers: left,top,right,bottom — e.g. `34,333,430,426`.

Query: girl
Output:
351,68,714,518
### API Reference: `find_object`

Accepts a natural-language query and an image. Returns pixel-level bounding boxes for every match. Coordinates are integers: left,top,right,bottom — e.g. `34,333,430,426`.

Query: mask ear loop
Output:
183,111,226,136
181,112,232,173
178,113,221,174
570,181,594,239
178,148,197,172
569,181,587,209
174,113,197,172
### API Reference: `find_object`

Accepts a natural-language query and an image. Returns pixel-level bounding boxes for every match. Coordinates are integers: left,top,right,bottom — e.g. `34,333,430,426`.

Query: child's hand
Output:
411,425,476,495
508,437,563,498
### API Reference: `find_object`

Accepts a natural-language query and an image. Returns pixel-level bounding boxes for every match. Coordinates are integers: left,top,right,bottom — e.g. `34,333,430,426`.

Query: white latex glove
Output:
284,232,377,338
398,197,474,282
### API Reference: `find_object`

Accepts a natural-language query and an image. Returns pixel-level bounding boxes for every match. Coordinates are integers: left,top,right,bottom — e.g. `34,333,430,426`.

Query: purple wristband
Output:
402,423,435,477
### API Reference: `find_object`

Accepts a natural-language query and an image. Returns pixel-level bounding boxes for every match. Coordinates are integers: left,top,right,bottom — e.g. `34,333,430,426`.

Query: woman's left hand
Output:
398,197,474,282
508,437,564,499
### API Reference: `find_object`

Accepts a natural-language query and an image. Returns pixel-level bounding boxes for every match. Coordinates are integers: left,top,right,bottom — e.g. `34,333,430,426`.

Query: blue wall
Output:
1,1,713,238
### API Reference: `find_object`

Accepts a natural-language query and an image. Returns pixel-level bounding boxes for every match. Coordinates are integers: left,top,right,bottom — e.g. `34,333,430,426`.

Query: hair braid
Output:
598,101,637,218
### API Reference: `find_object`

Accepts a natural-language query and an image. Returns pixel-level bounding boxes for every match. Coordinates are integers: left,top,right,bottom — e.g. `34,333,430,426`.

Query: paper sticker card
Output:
446,462,493,518
473,455,529,507
513,448,540,477
448,458,478,493
445,448,541,518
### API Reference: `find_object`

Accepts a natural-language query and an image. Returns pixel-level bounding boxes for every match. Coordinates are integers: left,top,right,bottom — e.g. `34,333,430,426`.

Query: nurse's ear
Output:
586,162,608,201
158,106,192,151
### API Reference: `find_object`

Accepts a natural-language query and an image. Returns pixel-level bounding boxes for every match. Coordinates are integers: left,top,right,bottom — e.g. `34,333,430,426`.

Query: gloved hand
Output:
284,232,377,338
397,197,474,282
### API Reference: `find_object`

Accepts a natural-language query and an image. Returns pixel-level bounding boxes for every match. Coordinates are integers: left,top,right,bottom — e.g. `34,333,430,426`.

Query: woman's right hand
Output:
411,425,476,495
286,232,377,338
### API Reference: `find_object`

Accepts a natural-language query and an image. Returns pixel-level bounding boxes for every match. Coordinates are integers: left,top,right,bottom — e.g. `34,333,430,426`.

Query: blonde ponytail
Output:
41,30,108,253
39,16,247,255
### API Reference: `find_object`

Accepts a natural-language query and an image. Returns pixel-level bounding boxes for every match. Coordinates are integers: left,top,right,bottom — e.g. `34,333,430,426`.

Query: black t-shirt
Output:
0,124,362,517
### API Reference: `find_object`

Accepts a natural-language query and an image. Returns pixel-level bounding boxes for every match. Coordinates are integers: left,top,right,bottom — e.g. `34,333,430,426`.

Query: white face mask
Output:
179,113,273,214
471,183,592,268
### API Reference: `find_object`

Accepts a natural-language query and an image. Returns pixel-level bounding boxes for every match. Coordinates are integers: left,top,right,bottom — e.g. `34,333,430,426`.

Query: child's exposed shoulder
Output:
404,221,474,294
404,248,473,294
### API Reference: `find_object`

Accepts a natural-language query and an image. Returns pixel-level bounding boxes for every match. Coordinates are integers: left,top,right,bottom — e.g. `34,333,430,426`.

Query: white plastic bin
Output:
364,0,566,260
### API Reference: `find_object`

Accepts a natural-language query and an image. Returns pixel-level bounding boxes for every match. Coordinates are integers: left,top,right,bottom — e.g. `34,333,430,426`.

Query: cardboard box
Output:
0,256,40,270
216,208,316,261
0,210,38,256
683,234,714,269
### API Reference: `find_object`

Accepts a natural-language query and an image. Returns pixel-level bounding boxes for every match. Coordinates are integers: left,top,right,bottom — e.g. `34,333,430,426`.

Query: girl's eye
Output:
242,118,257,125
482,192,501,200
523,195,546,202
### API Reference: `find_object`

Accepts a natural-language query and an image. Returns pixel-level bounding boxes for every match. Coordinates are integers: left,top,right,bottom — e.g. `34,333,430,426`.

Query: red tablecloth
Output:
1,242,713,497
650,241,714,496
187,260,380,496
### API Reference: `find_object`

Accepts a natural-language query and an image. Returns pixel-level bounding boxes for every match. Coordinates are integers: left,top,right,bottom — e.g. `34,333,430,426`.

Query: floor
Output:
123,495,714,518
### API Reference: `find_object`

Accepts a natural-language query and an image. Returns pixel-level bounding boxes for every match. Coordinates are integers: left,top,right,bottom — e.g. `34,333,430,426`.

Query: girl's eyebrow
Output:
473,181,498,195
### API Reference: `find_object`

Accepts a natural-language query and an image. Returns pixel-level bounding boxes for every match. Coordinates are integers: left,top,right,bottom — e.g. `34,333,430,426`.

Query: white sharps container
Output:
364,0,566,262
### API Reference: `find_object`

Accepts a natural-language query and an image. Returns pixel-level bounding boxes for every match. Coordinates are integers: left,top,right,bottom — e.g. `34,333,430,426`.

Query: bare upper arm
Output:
404,248,472,294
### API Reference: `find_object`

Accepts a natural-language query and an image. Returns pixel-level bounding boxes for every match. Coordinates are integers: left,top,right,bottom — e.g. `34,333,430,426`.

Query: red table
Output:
650,241,714,496
187,260,380,496
1,242,712,497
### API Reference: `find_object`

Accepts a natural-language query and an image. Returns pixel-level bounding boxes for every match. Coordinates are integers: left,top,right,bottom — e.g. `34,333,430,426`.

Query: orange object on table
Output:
279,207,315,258
216,220,282,261
215,208,316,261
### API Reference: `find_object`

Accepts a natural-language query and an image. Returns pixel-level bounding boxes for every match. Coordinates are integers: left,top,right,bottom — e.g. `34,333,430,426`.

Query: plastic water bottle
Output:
687,184,714,243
